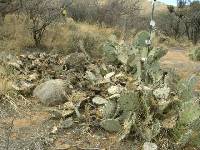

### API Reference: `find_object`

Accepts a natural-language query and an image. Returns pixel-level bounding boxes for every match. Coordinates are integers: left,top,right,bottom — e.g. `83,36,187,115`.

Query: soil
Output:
161,47,200,78
0,47,200,150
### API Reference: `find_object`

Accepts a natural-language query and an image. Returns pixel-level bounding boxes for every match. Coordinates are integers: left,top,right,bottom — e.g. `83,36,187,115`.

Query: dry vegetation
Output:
0,0,200,150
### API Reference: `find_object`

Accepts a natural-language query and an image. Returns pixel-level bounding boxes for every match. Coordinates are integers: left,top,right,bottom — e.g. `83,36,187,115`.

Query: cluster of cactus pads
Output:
102,31,200,148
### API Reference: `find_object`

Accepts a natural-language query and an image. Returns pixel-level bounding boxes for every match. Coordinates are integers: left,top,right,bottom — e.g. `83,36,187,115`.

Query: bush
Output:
189,47,200,61
67,0,141,30
22,0,64,47
66,31,106,58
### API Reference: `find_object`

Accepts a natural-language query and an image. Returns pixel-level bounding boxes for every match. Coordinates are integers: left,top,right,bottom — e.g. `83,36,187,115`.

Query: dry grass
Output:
43,19,113,51
44,19,114,55
0,15,114,55
0,15,33,53
0,77,13,95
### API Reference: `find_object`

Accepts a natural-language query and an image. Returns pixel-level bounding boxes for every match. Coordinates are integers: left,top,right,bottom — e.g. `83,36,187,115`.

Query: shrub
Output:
67,0,141,30
22,0,65,47
0,14,32,52
189,47,200,61
66,31,106,58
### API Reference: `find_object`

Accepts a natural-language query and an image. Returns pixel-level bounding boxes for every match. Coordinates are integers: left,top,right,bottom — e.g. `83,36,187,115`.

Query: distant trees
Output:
99,0,140,27
158,0,200,44
67,0,141,29
183,1,200,44
0,0,22,25
177,0,187,8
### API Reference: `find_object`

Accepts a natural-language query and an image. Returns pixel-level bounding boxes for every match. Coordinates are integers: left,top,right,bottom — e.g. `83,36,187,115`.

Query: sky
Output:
158,0,177,5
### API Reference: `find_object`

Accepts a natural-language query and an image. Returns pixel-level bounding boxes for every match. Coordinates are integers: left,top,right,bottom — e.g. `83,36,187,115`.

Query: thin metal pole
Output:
149,0,156,47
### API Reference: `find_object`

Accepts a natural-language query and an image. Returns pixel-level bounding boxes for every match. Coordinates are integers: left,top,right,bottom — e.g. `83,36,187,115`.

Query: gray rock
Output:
92,96,107,105
104,72,115,82
33,79,71,106
85,71,96,82
108,85,124,95
143,142,157,150
153,86,170,100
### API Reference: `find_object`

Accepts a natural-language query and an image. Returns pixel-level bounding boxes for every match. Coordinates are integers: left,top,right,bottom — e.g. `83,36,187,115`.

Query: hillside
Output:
140,0,168,15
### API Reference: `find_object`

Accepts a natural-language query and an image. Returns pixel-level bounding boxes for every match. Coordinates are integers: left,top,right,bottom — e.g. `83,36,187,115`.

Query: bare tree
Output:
22,0,69,47
177,1,200,44
158,1,200,44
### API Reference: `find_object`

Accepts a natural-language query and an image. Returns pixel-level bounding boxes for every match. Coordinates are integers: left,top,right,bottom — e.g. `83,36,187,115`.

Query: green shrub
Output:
189,47,200,61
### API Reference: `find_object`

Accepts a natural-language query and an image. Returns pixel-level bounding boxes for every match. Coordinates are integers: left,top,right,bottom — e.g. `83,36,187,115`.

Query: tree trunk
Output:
184,23,191,40
33,27,46,47
33,30,42,48
191,28,198,45
0,13,5,25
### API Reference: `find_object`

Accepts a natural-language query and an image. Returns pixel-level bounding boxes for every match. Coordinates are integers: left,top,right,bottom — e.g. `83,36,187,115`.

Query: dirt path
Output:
161,47,200,78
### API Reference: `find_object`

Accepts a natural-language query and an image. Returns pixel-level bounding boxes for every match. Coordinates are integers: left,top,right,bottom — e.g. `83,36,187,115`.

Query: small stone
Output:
28,73,39,81
63,102,75,110
153,86,170,100
108,94,121,100
85,71,96,82
143,142,157,150
104,72,115,81
62,110,74,118
108,85,124,95
51,126,58,134
28,54,36,60
92,96,108,105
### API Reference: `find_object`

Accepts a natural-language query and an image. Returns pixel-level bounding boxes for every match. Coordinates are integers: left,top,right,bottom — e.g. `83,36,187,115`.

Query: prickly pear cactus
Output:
102,35,137,71
100,1,200,148
103,41,118,64
134,31,150,48
170,76,200,147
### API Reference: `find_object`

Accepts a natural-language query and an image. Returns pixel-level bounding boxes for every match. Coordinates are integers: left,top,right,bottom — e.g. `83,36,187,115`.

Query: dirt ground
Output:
161,47,200,78
0,47,200,150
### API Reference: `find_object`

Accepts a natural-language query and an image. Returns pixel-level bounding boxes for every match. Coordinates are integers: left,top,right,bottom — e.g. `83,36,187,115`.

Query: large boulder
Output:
33,79,71,106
